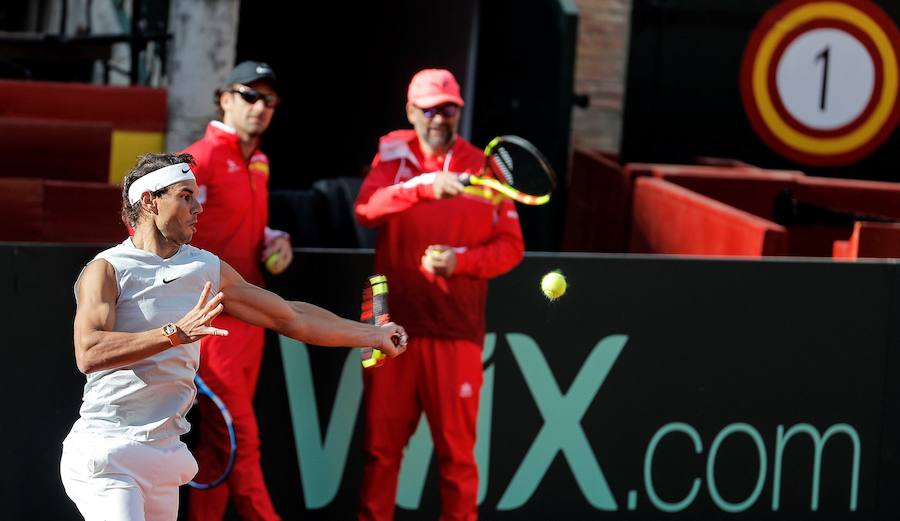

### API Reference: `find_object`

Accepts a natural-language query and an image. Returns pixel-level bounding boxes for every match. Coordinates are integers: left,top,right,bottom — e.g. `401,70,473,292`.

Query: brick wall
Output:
571,0,631,155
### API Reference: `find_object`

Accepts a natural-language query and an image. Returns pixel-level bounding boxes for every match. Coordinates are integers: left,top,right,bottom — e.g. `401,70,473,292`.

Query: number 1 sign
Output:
740,0,900,166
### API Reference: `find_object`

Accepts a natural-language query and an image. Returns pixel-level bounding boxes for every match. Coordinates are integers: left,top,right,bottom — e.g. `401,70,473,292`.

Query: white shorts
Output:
60,431,198,521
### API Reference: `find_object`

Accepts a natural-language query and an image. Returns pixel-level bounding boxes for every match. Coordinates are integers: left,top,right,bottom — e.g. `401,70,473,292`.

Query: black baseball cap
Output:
226,61,277,91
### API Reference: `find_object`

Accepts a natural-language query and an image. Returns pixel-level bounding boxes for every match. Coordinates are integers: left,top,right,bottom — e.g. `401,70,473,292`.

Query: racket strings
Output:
490,144,553,196
492,147,516,185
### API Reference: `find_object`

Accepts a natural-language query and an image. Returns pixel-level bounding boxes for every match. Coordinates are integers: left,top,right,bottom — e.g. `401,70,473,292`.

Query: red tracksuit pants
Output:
359,336,482,521
187,315,280,521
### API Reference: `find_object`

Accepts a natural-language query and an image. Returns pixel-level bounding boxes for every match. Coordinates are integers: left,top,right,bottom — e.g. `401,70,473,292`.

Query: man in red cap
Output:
355,68,524,520
182,61,293,521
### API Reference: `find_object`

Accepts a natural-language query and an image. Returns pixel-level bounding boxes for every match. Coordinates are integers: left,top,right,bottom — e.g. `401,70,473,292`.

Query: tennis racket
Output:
360,274,395,369
459,135,557,205
187,374,237,489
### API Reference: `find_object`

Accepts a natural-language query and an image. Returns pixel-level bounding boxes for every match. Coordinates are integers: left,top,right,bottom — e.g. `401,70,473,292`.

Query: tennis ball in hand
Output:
265,253,282,273
541,271,567,301
427,245,448,259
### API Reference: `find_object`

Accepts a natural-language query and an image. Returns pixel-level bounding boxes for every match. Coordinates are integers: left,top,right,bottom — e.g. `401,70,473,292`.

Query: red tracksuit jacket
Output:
183,121,268,286
355,130,524,344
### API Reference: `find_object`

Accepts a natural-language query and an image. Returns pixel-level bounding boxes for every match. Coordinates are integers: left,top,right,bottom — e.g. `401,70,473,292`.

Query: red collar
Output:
205,121,257,158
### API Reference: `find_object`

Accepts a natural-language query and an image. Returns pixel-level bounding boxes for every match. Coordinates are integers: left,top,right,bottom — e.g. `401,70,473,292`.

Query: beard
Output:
423,123,456,150
243,119,269,138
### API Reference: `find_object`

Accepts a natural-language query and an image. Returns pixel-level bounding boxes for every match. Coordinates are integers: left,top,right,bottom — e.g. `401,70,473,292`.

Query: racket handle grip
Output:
362,274,393,369
360,330,402,369
360,332,401,368
361,347,385,368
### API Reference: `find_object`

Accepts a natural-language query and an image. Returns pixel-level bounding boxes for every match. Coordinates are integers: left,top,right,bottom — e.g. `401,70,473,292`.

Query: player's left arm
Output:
424,199,524,279
218,261,405,355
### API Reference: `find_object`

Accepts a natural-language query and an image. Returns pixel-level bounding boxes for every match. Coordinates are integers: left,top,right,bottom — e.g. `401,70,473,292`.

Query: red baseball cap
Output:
407,69,465,108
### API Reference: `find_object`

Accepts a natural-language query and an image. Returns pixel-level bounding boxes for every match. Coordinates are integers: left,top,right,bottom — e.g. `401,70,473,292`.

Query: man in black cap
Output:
182,61,292,521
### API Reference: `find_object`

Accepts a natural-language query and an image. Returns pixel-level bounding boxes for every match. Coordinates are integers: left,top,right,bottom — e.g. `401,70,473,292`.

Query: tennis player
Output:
60,152,407,521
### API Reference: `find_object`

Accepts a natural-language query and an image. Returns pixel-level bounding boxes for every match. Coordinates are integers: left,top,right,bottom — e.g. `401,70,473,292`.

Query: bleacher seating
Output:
1,117,111,183
0,79,166,243
0,178,121,242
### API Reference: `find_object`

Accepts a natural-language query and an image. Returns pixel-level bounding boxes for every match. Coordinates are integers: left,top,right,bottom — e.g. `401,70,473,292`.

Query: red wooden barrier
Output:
629,177,788,256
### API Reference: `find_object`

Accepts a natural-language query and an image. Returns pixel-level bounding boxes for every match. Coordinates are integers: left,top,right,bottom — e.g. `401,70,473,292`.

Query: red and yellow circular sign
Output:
740,0,900,166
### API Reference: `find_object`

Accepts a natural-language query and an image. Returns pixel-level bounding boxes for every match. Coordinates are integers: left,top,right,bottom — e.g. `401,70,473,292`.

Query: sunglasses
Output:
230,87,280,108
419,104,459,119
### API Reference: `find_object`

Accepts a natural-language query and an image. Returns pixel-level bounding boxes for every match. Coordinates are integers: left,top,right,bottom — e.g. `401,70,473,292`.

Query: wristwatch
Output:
162,323,181,346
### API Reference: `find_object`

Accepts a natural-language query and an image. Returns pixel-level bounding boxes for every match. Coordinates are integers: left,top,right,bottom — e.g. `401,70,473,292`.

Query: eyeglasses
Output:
419,104,459,119
230,87,280,108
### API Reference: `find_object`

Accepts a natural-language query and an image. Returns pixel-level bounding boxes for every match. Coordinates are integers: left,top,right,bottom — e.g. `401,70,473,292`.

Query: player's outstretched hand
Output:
175,281,229,343
378,322,408,358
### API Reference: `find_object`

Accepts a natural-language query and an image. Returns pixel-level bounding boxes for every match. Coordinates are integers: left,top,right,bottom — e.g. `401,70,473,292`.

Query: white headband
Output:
128,163,197,204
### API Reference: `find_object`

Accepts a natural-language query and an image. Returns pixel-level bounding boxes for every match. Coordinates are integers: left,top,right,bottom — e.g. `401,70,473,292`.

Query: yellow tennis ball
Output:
427,246,447,259
541,271,567,300
265,253,281,273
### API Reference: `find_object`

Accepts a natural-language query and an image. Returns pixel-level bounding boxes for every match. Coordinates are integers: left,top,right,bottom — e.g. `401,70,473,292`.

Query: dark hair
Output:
213,86,230,120
121,152,195,227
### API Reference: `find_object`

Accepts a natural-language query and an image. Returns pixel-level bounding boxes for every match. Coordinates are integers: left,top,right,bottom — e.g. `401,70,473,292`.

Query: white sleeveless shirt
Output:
69,239,220,441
